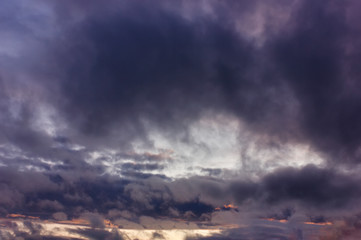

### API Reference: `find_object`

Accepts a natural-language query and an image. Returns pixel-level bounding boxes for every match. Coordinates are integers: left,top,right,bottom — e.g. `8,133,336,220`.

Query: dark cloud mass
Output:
1,0,361,239
271,0,361,163
0,165,359,220
56,3,254,137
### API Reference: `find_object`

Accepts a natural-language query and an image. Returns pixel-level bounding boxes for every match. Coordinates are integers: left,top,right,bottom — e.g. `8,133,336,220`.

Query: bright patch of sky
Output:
86,113,325,179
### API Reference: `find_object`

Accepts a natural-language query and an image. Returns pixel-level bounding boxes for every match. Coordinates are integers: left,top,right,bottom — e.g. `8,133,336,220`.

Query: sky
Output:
1,0,361,239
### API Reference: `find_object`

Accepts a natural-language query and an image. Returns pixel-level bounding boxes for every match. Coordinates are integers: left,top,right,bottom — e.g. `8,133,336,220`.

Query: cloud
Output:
73,228,124,240
1,0,361,169
0,164,359,223
260,165,361,208
52,212,68,221
267,0,361,163
0,0,361,238
51,0,256,141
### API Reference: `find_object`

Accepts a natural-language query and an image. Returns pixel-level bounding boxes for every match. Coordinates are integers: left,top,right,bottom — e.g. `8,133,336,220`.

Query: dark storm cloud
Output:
1,0,361,166
163,165,361,211
38,0,361,165
0,0,285,160
54,1,255,138
0,164,360,222
45,0,300,156
268,0,361,163
261,165,361,208
1,164,361,237
1,1,361,238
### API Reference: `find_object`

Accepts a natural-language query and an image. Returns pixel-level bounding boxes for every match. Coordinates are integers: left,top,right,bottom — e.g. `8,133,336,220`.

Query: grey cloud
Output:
1,0,361,171
53,1,254,139
33,0,361,166
72,228,124,240
268,0,361,163
0,164,359,222
0,0,360,167
1,1,361,239
52,211,68,221
121,163,165,171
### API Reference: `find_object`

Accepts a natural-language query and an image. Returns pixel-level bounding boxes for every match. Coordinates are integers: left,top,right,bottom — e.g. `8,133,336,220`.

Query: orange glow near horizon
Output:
57,218,90,226
262,218,288,223
104,219,118,228
223,204,237,209
6,214,40,220
58,218,119,228
215,204,238,211
6,214,26,218
304,221,333,226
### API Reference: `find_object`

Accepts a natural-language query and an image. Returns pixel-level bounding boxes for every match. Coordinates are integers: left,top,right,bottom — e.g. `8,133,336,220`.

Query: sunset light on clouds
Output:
1,0,361,239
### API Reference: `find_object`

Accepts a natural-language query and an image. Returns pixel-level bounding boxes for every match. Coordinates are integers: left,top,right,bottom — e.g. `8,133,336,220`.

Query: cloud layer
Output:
1,0,361,239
